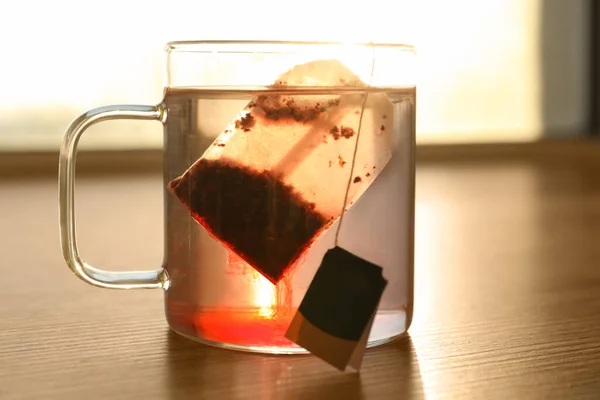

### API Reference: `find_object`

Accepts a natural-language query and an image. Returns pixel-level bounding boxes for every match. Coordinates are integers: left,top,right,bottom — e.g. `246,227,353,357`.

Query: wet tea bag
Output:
169,59,394,284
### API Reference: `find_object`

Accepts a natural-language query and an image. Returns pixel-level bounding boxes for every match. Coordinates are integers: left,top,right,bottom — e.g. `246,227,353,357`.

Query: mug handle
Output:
59,104,169,289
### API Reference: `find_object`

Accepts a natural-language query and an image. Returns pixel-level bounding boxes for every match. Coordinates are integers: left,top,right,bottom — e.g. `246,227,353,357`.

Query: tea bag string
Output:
334,44,376,246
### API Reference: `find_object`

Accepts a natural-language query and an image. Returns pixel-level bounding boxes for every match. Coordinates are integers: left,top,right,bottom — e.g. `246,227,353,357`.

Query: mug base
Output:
167,310,409,355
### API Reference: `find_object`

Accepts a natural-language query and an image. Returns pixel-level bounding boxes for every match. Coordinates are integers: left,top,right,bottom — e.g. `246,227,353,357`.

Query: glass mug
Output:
59,41,416,354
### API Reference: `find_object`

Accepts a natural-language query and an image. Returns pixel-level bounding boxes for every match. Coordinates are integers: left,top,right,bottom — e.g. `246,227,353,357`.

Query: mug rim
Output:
165,40,416,53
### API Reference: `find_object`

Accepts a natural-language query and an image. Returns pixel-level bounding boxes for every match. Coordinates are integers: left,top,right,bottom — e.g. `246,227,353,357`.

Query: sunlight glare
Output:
253,270,277,318
0,0,547,147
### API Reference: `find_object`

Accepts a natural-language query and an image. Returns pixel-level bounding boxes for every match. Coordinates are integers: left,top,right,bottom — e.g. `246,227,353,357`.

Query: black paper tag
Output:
285,246,387,371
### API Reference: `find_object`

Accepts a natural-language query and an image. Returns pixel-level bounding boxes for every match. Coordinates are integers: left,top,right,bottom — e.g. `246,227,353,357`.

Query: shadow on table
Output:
165,330,423,399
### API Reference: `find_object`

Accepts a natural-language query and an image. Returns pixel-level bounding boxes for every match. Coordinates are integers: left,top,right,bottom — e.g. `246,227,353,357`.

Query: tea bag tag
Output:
285,246,387,371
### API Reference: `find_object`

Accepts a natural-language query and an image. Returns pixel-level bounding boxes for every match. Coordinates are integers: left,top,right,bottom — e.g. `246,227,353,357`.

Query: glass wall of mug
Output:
162,41,416,353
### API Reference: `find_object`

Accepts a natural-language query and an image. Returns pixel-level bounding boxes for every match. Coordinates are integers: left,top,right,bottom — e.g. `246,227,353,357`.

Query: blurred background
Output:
0,0,596,152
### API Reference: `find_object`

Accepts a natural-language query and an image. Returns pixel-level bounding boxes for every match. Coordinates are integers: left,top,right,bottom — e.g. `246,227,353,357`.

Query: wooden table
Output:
1,142,600,399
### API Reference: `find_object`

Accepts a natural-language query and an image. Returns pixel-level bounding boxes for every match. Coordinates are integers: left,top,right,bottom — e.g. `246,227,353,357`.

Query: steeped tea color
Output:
164,85,414,352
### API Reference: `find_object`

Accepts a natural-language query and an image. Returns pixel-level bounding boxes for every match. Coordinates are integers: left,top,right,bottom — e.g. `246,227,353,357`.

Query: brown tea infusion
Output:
168,59,394,283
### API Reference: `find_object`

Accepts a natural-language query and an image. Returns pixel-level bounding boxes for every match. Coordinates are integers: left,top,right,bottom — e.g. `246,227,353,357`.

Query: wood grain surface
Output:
1,143,600,399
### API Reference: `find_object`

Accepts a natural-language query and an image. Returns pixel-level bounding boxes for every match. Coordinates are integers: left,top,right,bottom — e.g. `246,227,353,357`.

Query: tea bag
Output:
169,59,394,284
